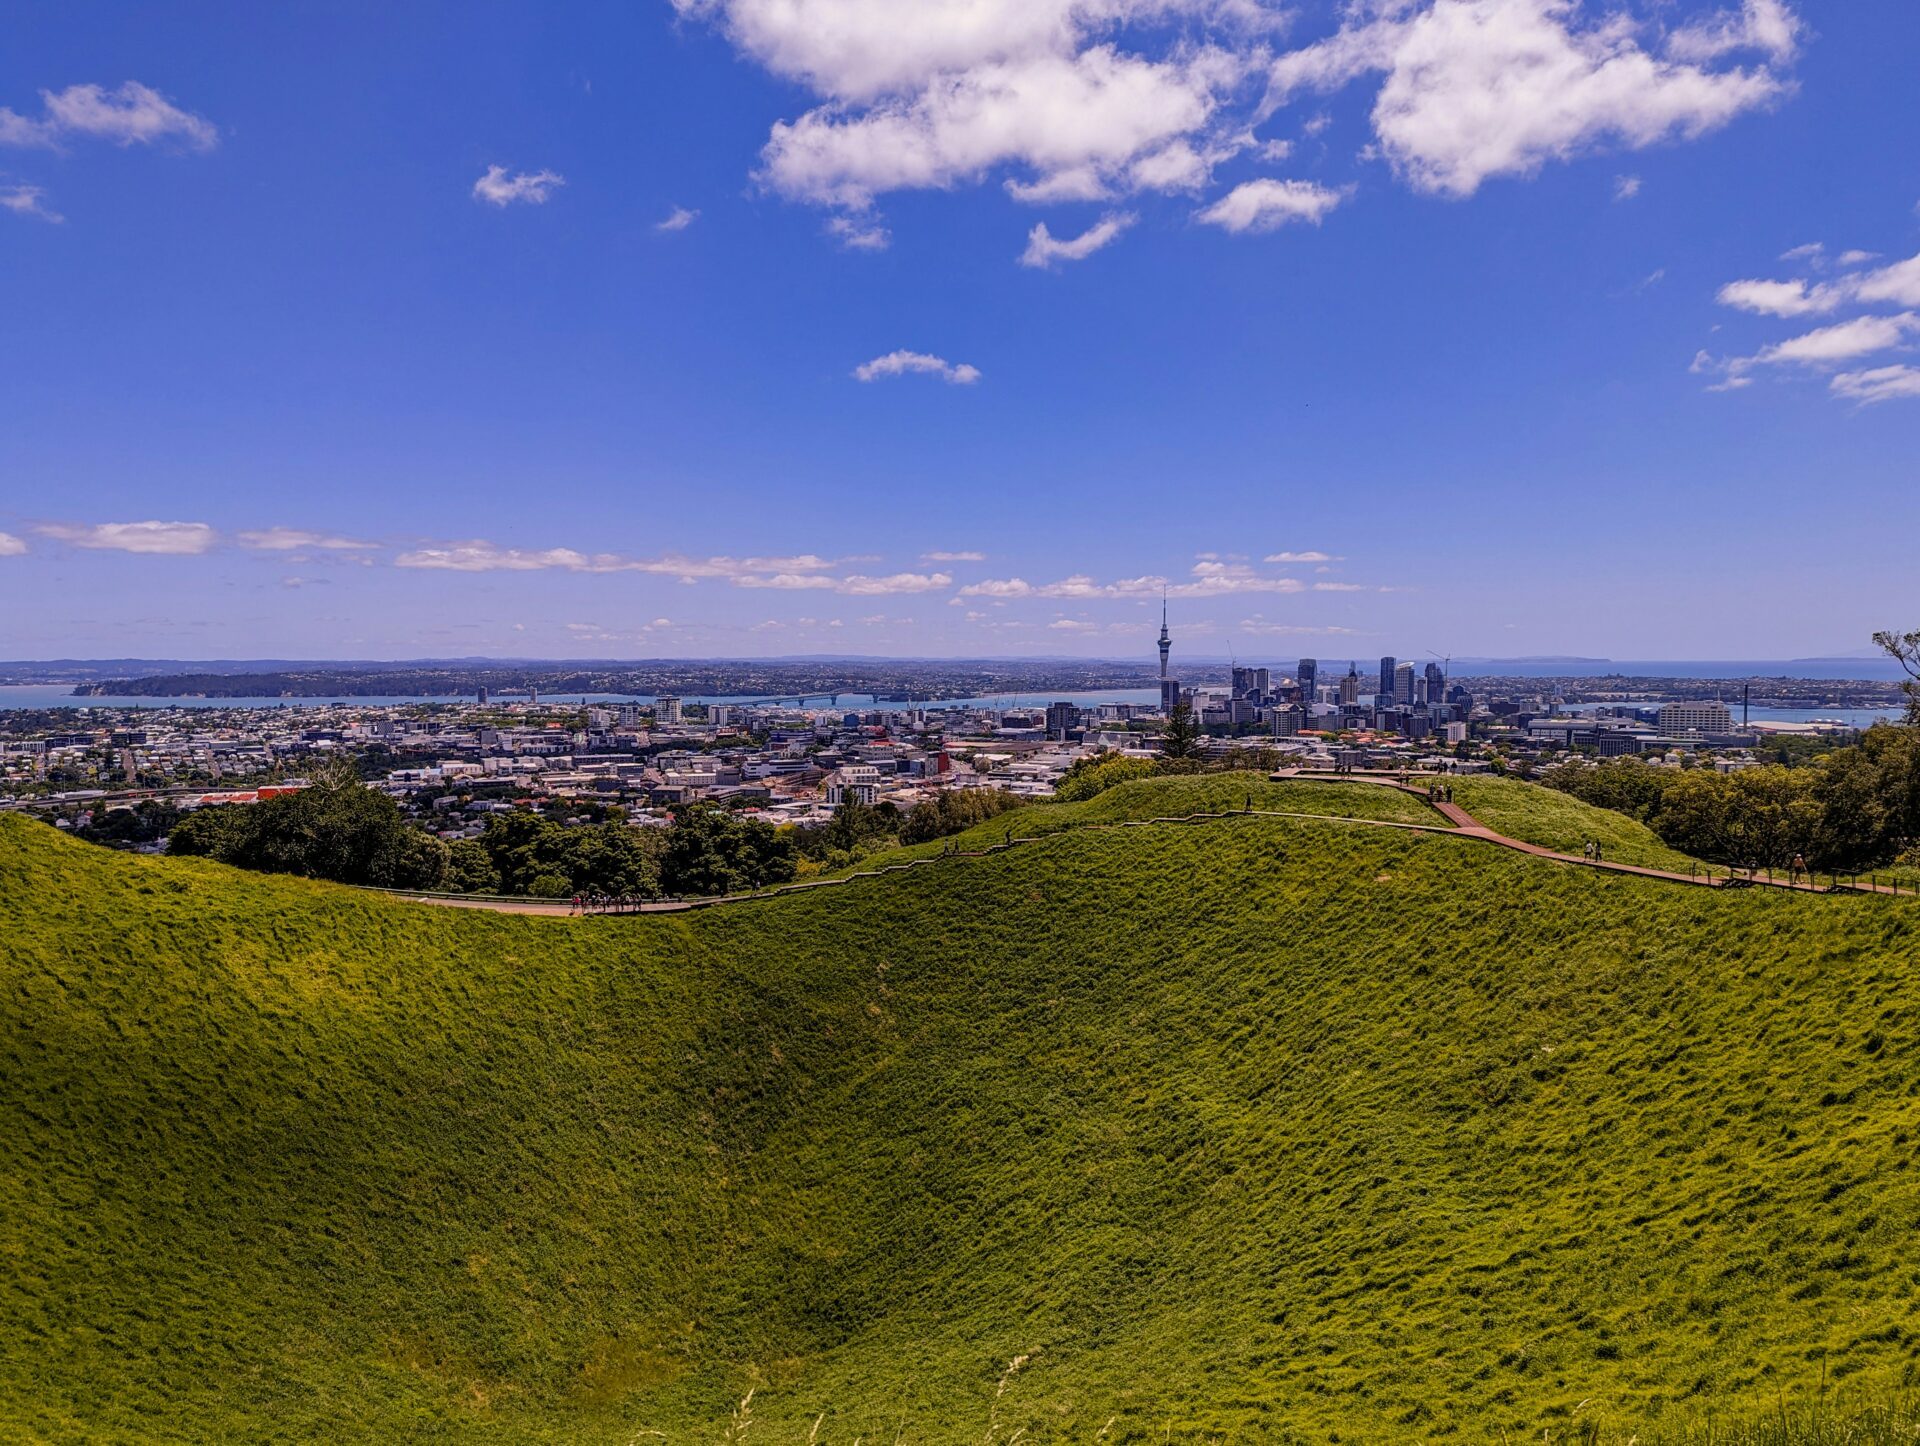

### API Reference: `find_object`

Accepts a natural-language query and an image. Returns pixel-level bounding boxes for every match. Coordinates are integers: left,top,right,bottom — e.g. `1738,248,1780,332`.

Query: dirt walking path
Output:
388,776,1906,919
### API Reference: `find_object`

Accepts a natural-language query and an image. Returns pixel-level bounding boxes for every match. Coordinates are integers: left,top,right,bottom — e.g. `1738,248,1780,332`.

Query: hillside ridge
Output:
3,808,1918,1441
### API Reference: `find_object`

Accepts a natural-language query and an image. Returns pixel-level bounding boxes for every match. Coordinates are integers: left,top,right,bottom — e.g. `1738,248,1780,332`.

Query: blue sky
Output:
1,0,1916,663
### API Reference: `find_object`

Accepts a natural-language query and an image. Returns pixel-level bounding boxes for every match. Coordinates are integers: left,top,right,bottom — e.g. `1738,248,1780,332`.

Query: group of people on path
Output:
1580,840,1606,862
1425,784,1455,804
571,893,650,915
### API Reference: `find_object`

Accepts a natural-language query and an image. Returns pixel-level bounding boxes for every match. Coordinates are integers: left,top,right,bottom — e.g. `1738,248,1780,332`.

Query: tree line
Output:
160,761,1029,899
1541,723,1920,873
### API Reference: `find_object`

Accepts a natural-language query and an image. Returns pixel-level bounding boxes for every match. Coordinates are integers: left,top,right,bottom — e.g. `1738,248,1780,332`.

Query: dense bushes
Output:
1541,724,1920,872
168,768,451,889
1054,753,1157,802
659,803,795,895
897,787,1026,842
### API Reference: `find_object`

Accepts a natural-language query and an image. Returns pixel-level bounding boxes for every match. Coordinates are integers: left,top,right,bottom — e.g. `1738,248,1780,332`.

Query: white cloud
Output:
656,205,700,231
237,527,377,552
1699,312,1920,395
827,214,892,249
674,0,1276,216
837,571,953,594
1837,249,1878,268
1830,365,1920,406
1195,177,1348,232
1853,252,1920,309
959,559,1310,599
395,541,612,571
1665,0,1801,65
1779,240,1824,263
1312,581,1366,591
1717,277,1824,317
37,520,218,554
386,540,952,593
0,184,62,223
1018,211,1134,267
678,0,1798,246
0,532,26,556
472,165,565,206
1238,615,1362,636
1612,173,1641,200
0,81,216,150
1268,0,1795,198
853,349,981,383
922,549,986,562
1748,313,1918,369
1263,549,1334,562
1716,249,1920,317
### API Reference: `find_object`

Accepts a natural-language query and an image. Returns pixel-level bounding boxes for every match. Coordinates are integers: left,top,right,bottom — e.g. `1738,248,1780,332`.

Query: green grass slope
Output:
3,811,1918,1443
838,772,1445,875
1447,775,1707,872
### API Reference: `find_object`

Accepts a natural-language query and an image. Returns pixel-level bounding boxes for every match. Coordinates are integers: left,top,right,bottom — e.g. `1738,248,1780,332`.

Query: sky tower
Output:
1157,593,1171,679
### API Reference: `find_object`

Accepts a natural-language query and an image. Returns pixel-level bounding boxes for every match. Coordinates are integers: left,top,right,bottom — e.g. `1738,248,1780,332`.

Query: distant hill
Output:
2,789,1915,1442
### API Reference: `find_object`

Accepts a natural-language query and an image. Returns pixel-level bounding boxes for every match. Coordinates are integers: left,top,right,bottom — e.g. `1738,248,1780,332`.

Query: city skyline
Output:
4,1,1918,660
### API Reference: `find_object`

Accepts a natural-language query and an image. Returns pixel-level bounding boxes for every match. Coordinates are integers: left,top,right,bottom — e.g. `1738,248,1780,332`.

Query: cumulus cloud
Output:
37,520,218,554
675,0,1800,248
0,81,217,150
672,0,1283,219
1830,365,1920,406
1746,313,1919,368
1665,0,1801,64
1019,211,1134,267
1196,177,1348,231
237,527,378,552
1697,313,1920,395
1702,235,1920,406
656,205,700,231
1717,249,1920,318
1717,276,1826,317
0,184,62,222
1263,549,1334,562
853,349,981,383
922,549,986,562
1267,0,1795,198
472,165,565,206
0,531,26,556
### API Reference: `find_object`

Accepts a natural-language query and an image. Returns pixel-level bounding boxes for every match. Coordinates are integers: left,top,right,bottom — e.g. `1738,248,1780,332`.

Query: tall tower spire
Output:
1157,591,1171,680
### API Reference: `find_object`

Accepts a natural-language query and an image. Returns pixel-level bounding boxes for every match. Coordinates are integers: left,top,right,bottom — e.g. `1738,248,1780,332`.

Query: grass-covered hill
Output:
4,796,1918,1443
1443,776,1707,873
832,773,1449,875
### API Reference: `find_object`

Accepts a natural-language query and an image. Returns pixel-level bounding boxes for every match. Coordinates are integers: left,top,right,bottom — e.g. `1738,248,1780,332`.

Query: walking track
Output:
388,773,1908,918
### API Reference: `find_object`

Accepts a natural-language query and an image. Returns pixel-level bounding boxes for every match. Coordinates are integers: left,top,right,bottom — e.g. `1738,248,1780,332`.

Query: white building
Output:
825,764,882,807
1656,701,1733,734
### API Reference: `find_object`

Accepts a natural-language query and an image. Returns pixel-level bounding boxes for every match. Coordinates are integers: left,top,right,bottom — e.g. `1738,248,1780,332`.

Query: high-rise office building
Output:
1394,661,1415,704
1297,658,1318,703
1378,657,1396,700
1425,661,1446,702
1339,662,1361,706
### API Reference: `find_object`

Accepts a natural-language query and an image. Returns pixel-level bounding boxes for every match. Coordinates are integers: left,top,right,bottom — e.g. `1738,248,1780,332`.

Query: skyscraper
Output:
1297,658,1318,704
1394,661,1415,704
1378,656,1396,699
1339,662,1361,706
1425,661,1446,702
